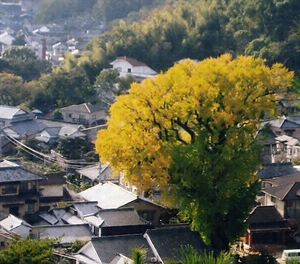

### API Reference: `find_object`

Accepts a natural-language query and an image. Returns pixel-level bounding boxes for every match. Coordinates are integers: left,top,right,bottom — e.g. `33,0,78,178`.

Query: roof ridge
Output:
84,103,91,114
282,182,298,200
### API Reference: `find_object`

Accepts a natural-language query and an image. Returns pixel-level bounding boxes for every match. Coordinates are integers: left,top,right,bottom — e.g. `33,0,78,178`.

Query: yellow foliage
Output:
96,54,293,190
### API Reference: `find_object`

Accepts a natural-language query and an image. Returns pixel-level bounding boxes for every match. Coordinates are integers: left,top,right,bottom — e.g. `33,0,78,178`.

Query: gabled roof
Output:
58,126,86,138
3,119,47,136
83,234,155,264
79,182,138,209
111,56,147,67
79,182,162,210
76,163,111,182
264,173,300,186
38,212,59,225
145,226,208,262
72,201,100,217
0,32,15,46
0,214,32,231
98,208,147,227
275,135,299,145
41,126,61,137
248,206,286,224
0,105,26,120
61,212,85,225
263,182,300,201
33,224,92,244
261,116,300,131
60,102,108,114
0,160,46,183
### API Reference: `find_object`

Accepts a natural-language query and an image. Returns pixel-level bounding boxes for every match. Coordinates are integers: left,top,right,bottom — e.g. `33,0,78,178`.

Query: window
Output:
25,202,35,213
28,181,37,190
271,196,276,203
79,115,86,121
67,113,72,118
2,184,18,195
140,210,155,221
127,68,131,73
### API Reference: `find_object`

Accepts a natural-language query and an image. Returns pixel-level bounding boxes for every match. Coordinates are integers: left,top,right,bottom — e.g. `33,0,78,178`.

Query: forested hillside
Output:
34,0,165,24
60,0,300,84
1,0,299,113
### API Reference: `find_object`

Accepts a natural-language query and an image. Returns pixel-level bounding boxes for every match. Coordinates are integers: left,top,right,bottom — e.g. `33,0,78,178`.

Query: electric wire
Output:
2,132,96,169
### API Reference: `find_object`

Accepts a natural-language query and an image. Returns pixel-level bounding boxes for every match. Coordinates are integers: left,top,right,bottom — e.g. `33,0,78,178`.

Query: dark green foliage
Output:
0,236,54,264
12,34,26,46
85,151,100,163
169,133,262,250
57,138,94,160
40,67,92,107
52,110,63,120
1,46,52,81
132,247,147,264
179,245,234,264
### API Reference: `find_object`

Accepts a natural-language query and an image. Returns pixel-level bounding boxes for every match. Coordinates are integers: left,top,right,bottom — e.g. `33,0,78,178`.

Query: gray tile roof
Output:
263,182,300,201
72,201,99,217
79,182,138,209
265,173,300,186
258,163,299,179
3,119,47,135
145,226,208,262
0,106,26,119
38,118,85,129
0,160,46,183
76,163,112,182
98,208,147,227
33,224,92,244
61,212,85,225
90,234,155,263
248,206,286,224
61,102,108,114
38,212,59,225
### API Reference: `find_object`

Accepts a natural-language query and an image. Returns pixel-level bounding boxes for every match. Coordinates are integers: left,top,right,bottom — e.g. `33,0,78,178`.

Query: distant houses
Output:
110,56,157,82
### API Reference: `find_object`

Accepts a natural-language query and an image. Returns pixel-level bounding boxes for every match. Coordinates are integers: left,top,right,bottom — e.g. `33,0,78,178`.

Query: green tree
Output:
116,73,136,96
1,46,52,81
0,72,24,105
39,67,92,107
57,138,94,160
96,55,294,250
132,247,147,264
0,236,54,264
95,68,119,101
180,245,234,264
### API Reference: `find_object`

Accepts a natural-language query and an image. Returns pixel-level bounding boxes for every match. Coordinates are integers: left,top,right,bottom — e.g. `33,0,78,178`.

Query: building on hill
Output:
110,56,157,82
60,102,108,127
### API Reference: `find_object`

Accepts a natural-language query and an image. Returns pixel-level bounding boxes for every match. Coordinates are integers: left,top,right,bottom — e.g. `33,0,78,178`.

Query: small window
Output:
2,184,18,195
67,113,72,118
25,202,35,213
127,68,131,73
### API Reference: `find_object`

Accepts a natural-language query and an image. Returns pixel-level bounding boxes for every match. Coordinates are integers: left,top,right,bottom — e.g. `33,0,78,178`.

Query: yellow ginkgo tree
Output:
96,54,294,250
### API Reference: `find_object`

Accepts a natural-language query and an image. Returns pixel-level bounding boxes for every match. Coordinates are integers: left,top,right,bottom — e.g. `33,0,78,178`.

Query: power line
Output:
2,132,96,170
